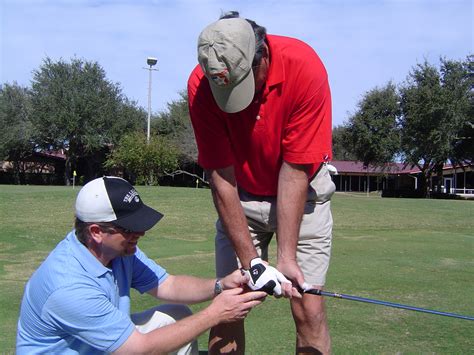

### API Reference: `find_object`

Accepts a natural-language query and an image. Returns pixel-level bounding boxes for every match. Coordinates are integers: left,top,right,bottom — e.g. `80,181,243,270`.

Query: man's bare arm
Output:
147,270,249,304
207,166,258,269
276,160,309,287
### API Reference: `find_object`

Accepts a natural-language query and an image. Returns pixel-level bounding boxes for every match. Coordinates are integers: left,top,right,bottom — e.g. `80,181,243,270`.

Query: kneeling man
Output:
17,176,266,354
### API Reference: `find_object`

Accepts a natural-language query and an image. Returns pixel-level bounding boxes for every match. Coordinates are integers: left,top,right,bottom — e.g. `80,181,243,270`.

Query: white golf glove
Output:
244,258,291,296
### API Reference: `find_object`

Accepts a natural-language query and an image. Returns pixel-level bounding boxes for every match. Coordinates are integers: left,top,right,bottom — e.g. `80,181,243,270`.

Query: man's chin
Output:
123,246,137,256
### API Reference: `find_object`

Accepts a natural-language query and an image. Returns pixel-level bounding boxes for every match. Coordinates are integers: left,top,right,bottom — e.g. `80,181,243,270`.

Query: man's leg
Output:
209,320,245,354
292,165,335,354
131,304,199,355
209,203,273,355
293,208,333,354
291,288,330,354
209,220,245,354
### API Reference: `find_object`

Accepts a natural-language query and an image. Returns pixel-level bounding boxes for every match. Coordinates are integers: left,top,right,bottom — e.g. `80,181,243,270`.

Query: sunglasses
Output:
95,223,134,235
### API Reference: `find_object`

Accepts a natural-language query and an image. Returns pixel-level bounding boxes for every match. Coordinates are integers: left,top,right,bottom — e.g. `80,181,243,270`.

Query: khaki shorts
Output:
131,304,198,355
215,164,336,286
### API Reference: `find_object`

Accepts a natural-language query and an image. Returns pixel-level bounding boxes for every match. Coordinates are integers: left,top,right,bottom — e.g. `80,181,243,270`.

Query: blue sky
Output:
1,0,472,126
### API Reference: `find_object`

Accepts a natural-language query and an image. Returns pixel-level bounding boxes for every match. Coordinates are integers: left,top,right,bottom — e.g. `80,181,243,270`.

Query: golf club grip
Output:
303,288,474,321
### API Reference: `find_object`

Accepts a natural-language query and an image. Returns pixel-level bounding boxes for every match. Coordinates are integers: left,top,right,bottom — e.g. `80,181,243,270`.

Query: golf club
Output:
302,288,474,321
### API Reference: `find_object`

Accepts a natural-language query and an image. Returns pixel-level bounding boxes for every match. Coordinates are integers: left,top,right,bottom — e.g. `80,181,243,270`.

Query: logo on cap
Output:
210,69,230,86
123,189,140,204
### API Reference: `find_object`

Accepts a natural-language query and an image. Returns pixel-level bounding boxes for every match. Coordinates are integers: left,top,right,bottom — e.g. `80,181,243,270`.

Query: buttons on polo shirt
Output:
256,115,261,120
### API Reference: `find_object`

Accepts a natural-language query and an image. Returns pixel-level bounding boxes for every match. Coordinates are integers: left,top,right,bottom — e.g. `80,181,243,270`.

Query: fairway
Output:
1,185,473,353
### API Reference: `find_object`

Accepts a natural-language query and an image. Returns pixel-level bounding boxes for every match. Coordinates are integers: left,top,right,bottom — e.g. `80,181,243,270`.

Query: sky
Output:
1,0,472,127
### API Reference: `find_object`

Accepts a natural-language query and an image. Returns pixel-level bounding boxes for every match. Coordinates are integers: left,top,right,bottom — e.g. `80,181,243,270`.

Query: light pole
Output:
145,57,158,143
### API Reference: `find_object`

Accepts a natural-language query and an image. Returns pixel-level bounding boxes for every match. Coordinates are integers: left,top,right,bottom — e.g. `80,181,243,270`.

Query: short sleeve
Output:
42,284,134,353
282,78,332,164
131,247,169,293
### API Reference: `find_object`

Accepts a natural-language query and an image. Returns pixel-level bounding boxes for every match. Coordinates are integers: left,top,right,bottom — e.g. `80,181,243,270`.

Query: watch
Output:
214,278,223,296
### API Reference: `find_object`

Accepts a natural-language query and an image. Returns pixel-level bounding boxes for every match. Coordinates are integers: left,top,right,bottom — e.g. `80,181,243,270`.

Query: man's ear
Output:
88,224,104,244
262,42,269,58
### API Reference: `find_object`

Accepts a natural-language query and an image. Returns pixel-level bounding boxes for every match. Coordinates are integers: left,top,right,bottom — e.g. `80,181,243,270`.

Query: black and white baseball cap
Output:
75,176,163,232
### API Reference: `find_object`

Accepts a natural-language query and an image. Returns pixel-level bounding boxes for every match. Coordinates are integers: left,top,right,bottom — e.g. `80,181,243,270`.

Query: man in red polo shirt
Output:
188,11,335,354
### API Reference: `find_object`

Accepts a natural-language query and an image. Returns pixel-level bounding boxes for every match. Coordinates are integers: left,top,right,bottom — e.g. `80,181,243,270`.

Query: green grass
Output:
1,186,473,353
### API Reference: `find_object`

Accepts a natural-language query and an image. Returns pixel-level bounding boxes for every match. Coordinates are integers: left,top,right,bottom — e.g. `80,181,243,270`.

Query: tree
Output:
30,57,144,184
442,55,473,164
153,91,198,164
0,83,34,184
105,132,179,185
345,82,401,167
399,57,472,195
332,125,357,161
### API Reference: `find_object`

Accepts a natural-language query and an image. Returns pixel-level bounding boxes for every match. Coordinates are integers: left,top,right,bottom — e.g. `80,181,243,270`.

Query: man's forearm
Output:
147,308,219,353
153,275,215,304
276,161,309,262
114,307,220,355
208,167,258,269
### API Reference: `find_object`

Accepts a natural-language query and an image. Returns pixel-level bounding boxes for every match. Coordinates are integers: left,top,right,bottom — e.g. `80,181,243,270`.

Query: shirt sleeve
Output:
282,79,332,164
42,284,135,353
131,247,169,294
187,66,235,169
282,47,332,164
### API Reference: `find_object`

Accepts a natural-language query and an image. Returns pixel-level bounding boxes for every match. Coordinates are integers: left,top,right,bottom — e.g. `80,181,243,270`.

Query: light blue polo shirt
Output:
16,230,168,354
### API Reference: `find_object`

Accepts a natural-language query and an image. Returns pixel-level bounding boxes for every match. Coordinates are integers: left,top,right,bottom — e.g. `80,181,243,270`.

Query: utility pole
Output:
145,57,158,143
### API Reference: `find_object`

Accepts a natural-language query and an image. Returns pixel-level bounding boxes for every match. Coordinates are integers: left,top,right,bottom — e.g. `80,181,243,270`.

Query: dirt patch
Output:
337,235,378,241
0,242,16,258
157,251,214,262
160,234,208,242
1,250,49,282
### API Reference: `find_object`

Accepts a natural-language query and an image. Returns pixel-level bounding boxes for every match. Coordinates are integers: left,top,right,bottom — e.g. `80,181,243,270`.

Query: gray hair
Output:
219,11,267,67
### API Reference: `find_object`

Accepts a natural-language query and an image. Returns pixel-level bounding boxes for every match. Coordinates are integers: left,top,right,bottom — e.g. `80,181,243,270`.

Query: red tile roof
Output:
330,160,420,175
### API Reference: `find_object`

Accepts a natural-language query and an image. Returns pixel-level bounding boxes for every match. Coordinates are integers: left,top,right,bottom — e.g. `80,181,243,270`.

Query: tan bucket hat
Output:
197,18,256,113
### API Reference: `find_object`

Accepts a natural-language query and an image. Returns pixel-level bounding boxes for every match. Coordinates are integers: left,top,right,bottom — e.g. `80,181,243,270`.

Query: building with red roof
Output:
330,160,473,198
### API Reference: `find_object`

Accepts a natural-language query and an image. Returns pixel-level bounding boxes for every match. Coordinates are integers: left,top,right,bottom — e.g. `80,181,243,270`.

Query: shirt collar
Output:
265,35,285,88
67,230,111,277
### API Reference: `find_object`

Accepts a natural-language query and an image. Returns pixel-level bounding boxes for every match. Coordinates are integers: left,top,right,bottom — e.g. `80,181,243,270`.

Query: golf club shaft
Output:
304,288,474,321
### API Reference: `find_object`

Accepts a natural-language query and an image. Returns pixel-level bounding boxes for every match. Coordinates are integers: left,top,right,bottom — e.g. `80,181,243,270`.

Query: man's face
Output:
97,224,145,257
253,53,269,95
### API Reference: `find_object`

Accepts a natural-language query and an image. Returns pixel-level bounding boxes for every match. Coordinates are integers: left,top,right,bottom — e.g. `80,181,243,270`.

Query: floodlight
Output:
147,57,158,66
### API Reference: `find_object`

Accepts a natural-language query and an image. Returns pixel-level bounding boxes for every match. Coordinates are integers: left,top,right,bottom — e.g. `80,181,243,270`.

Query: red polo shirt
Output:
188,35,332,196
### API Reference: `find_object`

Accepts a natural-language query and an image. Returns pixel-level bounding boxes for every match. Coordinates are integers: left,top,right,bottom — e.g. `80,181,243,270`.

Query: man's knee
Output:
158,304,193,321
132,304,193,331
291,294,327,325
132,305,199,354
291,295,331,353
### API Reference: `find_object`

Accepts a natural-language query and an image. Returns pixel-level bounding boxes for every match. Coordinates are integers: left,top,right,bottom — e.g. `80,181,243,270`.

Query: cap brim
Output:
112,204,164,233
209,70,255,113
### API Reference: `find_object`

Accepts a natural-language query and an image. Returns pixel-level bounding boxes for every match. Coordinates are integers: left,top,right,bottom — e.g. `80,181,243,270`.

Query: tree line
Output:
0,57,194,185
1,55,472,194
333,56,473,196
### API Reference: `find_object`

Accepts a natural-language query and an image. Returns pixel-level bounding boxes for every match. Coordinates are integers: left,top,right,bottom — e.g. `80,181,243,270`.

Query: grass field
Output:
1,185,473,354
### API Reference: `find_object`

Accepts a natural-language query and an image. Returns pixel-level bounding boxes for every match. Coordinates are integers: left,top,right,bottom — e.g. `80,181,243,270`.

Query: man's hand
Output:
244,258,296,297
276,258,305,297
221,269,250,290
207,287,267,324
